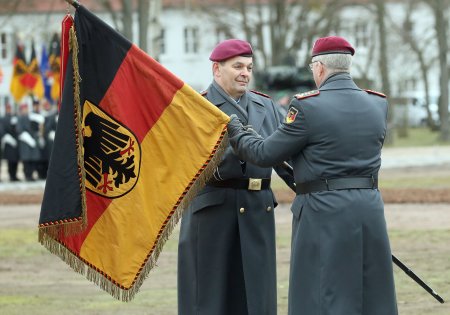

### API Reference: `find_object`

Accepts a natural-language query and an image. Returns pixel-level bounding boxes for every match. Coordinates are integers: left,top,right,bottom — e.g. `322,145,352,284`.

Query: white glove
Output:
18,131,37,148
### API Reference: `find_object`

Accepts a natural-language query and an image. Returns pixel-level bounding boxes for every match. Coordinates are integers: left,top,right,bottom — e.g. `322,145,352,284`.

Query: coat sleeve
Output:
270,100,296,190
229,99,309,167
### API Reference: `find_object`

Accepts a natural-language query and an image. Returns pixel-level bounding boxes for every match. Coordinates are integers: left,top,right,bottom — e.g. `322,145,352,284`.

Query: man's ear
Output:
212,62,220,77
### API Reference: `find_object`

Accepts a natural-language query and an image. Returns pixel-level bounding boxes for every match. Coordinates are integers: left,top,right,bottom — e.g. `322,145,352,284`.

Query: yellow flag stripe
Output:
79,84,229,287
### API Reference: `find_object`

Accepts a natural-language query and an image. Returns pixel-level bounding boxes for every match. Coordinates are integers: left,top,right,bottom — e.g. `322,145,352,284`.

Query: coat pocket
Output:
191,189,226,214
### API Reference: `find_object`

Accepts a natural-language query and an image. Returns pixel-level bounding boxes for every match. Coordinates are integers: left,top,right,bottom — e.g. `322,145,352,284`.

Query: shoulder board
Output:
200,90,207,96
295,90,320,100
250,90,271,98
365,89,386,98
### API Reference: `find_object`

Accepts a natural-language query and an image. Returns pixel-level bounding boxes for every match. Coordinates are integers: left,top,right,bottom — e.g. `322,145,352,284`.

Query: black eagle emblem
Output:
82,100,141,198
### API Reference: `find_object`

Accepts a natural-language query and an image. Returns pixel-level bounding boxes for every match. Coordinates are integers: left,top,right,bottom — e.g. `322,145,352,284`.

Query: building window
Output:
215,27,228,44
184,27,199,53
354,23,369,48
0,33,8,60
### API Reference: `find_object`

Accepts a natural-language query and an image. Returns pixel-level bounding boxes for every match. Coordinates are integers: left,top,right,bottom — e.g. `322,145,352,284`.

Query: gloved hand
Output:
227,114,246,138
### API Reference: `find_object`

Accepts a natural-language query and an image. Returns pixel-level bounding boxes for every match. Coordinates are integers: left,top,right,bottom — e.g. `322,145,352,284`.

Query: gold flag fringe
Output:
70,25,88,234
38,25,87,242
39,128,229,301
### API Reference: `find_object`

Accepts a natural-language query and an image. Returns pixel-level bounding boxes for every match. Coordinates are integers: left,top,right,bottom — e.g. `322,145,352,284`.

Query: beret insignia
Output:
285,106,299,124
250,90,271,98
365,89,386,98
295,90,320,100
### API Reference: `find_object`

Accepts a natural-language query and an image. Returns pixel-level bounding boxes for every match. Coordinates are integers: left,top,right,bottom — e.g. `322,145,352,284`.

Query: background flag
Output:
40,44,52,102
39,4,229,301
10,44,28,102
26,41,44,99
48,33,61,104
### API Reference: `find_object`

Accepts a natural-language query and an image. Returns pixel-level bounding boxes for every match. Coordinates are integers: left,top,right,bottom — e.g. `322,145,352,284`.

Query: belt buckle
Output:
248,178,262,191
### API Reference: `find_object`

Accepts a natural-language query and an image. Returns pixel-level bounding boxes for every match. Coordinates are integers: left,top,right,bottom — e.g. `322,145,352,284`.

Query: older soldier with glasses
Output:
227,36,398,315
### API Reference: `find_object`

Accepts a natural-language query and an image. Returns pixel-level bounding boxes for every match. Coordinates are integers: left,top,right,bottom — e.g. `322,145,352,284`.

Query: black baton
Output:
280,161,445,304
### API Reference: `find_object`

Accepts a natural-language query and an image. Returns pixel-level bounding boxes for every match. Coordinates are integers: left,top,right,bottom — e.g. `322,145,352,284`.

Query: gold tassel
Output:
69,25,88,233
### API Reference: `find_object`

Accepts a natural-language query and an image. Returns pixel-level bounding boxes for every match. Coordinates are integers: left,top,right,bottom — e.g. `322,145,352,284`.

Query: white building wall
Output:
0,2,447,109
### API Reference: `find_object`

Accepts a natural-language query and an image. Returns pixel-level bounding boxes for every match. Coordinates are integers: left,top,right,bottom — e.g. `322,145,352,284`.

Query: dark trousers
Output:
7,161,19,181
23,161,35,181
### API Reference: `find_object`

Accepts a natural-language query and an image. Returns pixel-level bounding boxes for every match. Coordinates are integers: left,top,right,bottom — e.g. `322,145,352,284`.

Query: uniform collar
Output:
319,72,360,91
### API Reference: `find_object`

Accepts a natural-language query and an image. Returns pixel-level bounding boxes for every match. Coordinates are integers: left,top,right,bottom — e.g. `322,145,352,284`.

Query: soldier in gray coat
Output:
227,36,398,315
178,39,295,315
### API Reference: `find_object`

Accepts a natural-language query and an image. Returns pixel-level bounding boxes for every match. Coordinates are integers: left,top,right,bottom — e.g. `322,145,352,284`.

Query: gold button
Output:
266,206,272,212
239,207,245,213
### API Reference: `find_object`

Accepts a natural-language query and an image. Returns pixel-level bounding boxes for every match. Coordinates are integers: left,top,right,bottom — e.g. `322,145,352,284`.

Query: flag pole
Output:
65,0,80,8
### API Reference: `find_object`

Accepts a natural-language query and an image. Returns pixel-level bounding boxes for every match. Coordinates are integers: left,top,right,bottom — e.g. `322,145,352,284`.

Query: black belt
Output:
208,178,271,191
296,176,378,194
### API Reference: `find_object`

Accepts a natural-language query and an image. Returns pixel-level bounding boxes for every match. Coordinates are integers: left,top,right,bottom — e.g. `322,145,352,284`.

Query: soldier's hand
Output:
227,114,245,138
243,125,263,139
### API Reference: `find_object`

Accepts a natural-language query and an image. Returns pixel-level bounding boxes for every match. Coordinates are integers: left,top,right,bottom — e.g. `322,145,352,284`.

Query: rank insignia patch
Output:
285,107,299,124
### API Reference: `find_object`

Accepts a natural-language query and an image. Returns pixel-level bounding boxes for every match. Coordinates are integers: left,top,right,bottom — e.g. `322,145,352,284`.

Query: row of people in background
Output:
0,98,58,182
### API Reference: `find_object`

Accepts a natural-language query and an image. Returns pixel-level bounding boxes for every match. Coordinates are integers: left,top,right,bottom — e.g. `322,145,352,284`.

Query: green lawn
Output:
386,127,450,147
1,209,449,315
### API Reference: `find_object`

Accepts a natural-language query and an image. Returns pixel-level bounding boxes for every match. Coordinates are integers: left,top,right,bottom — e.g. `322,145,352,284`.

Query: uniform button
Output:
239,207,245,214
266,206,272,212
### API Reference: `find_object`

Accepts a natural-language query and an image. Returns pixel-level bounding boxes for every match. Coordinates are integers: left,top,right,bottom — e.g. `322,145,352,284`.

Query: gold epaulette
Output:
365,89,386,98
295,90,320,100
250,90,271,98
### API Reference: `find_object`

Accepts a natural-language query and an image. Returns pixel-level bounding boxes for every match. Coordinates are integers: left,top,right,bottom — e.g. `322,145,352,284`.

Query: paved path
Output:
381,145,450,168
1,146,449,192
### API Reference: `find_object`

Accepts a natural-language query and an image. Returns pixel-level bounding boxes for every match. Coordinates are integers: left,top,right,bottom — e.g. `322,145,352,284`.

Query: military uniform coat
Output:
16,114,42,162
1,114,20,162
229,73,398,315
178,82,295,315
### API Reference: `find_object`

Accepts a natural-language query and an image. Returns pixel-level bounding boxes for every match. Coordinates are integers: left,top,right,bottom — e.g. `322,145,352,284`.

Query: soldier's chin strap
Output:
279,161,445,304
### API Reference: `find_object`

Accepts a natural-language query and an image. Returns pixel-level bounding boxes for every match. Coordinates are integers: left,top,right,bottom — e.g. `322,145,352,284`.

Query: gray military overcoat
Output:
229,73,398,315
178,82,294,315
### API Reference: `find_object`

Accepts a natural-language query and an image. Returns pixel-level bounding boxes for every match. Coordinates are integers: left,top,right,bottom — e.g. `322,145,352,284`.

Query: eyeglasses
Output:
308,61,321,72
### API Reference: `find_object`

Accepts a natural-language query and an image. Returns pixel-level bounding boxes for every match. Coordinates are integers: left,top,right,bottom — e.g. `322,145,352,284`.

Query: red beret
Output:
311,36,355,57
209,39,253,62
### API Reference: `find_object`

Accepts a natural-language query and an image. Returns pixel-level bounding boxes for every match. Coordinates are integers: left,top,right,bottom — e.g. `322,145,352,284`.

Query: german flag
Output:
38,4,229,301
22,41,44,99
9,44,28,102
48,33,61,104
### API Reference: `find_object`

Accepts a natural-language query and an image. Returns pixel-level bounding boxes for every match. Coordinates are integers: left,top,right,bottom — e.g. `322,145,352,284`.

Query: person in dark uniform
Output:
1,103,20,181
0,110,4,182
227,36,398,315
177,39,295,315
17,103,43,181
42,101,58,177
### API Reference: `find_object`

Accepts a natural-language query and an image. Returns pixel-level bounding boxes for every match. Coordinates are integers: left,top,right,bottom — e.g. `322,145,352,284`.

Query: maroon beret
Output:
209,39,253,62
311,36,355,57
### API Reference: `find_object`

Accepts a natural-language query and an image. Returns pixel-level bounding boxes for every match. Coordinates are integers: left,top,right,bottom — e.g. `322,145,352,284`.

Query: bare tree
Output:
195,0,347,69
425,0,449,141
387,0,439,130
96,0,162,55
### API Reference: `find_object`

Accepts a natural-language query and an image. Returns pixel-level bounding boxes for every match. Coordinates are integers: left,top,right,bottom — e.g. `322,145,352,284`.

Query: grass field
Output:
0,204,449,315
386,127,449,147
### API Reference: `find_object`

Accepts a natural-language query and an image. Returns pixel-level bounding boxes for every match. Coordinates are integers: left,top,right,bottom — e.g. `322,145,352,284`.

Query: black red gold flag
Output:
24,41,44,99
9,44,28,102
38,4,229,301
48,33,61,103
